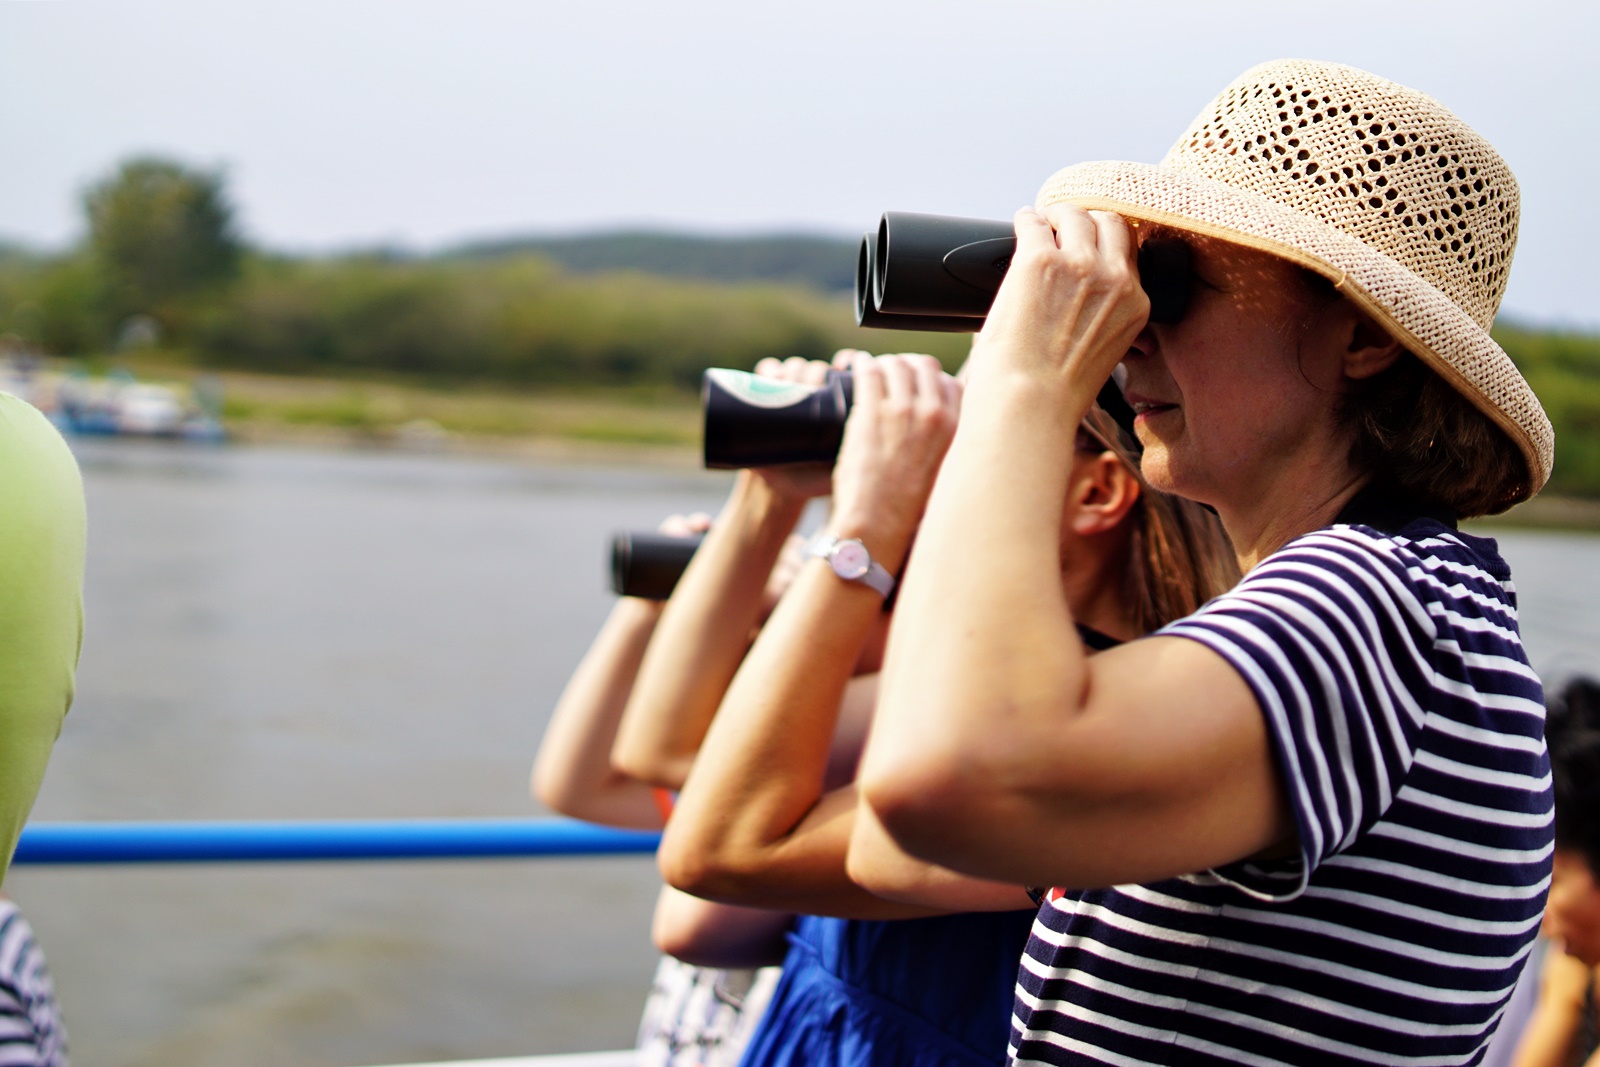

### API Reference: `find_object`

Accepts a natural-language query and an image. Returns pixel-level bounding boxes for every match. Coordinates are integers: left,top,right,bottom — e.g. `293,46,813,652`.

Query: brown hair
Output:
1341,354,1528,518
1300,270,1529,518
1081,407,1240,634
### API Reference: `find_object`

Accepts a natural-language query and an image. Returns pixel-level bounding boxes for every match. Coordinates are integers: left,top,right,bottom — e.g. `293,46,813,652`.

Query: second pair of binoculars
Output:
855,211,1194,332
701,359,1138,470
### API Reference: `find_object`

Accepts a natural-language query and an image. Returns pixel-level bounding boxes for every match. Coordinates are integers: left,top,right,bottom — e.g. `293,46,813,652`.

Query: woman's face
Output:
1118,230,1349,509
1546,849,1600,967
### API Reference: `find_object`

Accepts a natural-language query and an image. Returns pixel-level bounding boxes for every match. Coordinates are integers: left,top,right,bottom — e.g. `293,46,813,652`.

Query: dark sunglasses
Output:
1137,238,1195,325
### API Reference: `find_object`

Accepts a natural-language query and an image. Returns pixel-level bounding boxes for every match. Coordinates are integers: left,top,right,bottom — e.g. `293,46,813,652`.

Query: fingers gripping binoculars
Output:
855,212,1193,332
700,363,1137,470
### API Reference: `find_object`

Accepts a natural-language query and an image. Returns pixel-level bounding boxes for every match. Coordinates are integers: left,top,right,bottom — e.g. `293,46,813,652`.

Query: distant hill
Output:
0,240,43,267
442,231,859,292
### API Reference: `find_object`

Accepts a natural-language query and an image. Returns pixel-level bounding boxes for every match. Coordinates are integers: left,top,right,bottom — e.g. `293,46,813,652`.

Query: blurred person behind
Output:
0,389,83,1067
1513,678,1600,1067
0,392,84,884
0,897,68,1066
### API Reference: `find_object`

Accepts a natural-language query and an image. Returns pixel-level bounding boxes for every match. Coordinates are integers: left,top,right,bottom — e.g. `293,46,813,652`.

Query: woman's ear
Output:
1339,304,1406,381
1066,453,1141,537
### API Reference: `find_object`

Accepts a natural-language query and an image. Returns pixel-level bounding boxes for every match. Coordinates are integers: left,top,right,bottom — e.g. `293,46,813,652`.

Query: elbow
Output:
652,907,714,964
843,834,905,902
610,746,692,792
530,763,582,820
657,828,762,906
858,747,989,871
657,836,713,900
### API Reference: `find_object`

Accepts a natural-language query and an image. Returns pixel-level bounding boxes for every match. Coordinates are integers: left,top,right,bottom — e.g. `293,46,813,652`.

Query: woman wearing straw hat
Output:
852,59,1553,1065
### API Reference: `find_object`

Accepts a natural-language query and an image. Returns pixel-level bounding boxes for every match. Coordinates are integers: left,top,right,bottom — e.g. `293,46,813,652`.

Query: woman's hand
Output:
746,355,839,502
969,205,1148,417
827,351,962,572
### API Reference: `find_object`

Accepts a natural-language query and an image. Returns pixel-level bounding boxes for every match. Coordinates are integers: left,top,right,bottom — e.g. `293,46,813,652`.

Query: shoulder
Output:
1203,518,1513,631
1160,517,1529,719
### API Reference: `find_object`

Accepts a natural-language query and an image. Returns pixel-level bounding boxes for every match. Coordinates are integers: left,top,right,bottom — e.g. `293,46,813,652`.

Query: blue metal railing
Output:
11,818,661,865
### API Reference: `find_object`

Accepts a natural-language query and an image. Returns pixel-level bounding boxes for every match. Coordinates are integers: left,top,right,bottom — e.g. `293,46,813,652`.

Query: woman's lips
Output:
1126,397,1178,423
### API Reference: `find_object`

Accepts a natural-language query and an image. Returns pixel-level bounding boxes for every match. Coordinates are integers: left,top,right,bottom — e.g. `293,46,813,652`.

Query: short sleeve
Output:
1159,527,1438,901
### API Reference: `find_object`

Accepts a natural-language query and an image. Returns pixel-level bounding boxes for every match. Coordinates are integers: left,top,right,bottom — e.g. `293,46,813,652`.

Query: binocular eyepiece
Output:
856,212,1193,332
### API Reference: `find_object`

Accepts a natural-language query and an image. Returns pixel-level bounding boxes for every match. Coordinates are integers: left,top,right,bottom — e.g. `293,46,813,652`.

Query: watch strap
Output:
807,534,896,598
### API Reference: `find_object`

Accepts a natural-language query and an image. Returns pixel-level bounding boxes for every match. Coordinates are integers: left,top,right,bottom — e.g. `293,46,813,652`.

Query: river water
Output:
8,439,1600,1067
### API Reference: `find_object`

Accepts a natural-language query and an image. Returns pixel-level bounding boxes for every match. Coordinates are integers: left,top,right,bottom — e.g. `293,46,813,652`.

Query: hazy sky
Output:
2,0,1595,326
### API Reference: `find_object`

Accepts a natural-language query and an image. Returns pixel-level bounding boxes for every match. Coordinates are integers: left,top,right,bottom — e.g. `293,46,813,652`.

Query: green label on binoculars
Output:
705,369,818,409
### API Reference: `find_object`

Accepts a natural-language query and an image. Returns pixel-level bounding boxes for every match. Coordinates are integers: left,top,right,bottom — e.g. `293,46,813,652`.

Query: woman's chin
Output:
1135,444,1181,495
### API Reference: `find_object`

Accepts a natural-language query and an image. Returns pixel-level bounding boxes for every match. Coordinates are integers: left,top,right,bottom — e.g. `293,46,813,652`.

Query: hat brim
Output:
1038,160,1553,506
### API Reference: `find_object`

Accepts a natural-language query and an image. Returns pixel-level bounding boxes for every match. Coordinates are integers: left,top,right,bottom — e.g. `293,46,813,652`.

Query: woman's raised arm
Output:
656,353,1029,918
532,594,672,830
612,360,831,790
857,206,1289,890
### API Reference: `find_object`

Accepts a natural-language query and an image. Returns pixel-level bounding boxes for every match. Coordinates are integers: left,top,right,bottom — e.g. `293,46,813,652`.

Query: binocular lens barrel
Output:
702,368,854,469
856,212,1192,331
874,212,1016,319
702,363,1137,466
854,233,980,333
610,531,706,599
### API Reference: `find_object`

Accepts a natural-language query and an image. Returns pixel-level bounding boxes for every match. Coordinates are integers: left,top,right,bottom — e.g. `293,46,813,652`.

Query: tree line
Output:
1,157,1599,498
0,157,965,392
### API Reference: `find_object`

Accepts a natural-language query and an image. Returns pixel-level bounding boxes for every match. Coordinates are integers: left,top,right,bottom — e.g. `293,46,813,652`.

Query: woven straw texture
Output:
1037,59,1552,505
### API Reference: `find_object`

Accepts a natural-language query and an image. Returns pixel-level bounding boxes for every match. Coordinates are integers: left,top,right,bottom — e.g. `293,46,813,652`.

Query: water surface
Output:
14,439,734,1067
8,439,1600,1067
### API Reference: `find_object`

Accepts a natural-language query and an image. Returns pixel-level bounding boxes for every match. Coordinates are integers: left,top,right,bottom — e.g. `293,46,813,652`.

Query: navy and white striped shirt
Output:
1011,519,1552,1066
0,900,66,1067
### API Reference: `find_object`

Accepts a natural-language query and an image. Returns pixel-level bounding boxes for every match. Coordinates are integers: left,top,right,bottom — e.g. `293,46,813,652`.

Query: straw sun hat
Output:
1039,58,1552,506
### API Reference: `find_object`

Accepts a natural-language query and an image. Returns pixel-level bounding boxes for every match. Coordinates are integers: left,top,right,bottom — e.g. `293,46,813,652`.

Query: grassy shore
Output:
100,354,707,464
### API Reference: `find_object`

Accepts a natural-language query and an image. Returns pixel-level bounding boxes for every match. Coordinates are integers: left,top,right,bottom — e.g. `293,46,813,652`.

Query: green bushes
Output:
1496,324,1600,497
153,253,968,387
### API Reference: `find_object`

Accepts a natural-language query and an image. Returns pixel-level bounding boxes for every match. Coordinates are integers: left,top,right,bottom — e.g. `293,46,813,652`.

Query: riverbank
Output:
74,353,706,466
58,353,1600,529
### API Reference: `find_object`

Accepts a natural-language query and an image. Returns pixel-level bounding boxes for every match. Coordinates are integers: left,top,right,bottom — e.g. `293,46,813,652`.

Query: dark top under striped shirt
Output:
1010,518,1553,1066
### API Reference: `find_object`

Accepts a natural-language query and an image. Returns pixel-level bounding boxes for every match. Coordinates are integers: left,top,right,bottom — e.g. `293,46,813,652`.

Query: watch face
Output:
831,540,871,581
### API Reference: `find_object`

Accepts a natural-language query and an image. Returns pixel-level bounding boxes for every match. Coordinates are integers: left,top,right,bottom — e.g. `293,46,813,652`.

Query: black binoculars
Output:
702,361,1136,469
629,211,1182,594
610,530,706,599
855,212,1193,332
702,367,854,469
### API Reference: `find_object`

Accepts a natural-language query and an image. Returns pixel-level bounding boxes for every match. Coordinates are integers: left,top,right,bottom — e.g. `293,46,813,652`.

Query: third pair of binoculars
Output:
614,210,1184,597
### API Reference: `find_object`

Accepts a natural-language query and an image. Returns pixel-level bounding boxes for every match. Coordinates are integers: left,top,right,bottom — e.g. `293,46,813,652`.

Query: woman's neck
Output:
1218,461,1369,573
1063,537,1140,643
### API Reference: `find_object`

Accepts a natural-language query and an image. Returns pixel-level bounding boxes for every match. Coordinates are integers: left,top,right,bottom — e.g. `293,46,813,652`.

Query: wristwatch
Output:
807,534,896,598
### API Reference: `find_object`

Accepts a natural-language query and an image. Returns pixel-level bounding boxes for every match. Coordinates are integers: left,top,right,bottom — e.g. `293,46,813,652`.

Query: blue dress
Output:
736,909,1036,1067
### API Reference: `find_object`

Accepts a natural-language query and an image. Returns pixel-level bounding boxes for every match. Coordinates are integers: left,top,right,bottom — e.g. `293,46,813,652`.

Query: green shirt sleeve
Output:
0,393,86,886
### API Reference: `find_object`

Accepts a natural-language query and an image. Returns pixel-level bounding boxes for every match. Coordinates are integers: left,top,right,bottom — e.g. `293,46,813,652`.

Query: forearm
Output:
531,598,665,829
861,380,1093,856
614,474,806,788
657,350,969,914
658,566,884,908
651,886,792,969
